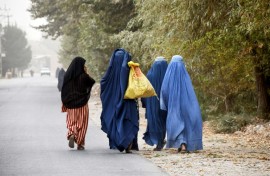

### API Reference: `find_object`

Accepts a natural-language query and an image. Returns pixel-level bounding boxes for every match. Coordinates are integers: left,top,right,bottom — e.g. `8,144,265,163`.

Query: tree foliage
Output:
29,0,270,119
29,0,135,78
2,25,32,74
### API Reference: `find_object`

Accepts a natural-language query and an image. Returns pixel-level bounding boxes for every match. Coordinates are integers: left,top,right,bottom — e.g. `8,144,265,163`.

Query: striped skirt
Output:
62,104,89,146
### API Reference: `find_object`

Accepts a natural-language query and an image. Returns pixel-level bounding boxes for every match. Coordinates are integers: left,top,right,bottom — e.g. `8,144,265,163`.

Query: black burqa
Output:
57,68,66,92
61,57,95,109
55,67,60,78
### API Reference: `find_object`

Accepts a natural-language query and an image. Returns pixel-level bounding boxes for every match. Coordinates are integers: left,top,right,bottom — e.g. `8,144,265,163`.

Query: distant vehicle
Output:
40,67,51,76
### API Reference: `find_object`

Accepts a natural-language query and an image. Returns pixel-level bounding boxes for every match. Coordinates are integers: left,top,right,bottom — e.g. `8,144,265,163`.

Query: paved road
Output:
0,76,168,176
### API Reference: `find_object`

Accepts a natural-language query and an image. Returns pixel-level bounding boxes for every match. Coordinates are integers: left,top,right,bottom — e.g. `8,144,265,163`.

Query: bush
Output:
210,114,252,133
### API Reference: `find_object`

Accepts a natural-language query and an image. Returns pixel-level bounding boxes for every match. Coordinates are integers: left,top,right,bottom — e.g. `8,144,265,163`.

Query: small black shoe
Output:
153,147,162,151
155,140,166,151
125,149,132,153
125,143,133,153
161,140,166,149
178,143,188,153
77,145,85,150
68,135,75,148
131,146,139,151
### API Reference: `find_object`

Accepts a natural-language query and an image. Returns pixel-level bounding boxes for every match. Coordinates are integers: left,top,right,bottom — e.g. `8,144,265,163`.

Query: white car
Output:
40,67,51,76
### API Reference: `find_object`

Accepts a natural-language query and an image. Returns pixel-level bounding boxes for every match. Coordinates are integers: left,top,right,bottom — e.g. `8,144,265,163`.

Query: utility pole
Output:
0,23,2,78
0,5,11,26
0,5,11,78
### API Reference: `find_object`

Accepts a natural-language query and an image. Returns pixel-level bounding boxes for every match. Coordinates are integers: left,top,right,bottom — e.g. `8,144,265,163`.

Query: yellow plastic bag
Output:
124,61,157,99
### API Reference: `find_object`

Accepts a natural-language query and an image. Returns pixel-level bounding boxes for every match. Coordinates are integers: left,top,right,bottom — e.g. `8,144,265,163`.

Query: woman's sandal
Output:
153,147,162,151
178,143,187,153
153,140,167,151
68,135,75,148
125,143,133,153
77,145,85,150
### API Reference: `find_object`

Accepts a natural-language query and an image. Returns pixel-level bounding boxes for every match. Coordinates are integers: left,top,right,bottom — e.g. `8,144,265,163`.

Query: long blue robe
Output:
160,55,203,151
142,57,168,148
100,48,139,152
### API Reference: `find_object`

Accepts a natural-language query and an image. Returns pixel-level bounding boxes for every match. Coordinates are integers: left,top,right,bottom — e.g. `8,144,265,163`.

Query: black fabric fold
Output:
61,57,95,109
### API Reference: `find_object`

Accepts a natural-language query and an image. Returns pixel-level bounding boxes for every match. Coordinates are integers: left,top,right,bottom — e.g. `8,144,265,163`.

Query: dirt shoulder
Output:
89,86,270,176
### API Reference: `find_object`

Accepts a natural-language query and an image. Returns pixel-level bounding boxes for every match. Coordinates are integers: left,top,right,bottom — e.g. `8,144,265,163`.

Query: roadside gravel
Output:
89,86,270,176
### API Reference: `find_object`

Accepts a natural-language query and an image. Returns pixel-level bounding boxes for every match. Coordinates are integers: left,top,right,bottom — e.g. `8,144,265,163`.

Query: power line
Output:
0,5,12,26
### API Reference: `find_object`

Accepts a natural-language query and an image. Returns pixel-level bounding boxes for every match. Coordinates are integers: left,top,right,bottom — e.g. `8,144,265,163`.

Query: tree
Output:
116,0,269,119
29,0,270,119
181,0,270,118
233,0,270,119
29,0,136,78
2,25,32,76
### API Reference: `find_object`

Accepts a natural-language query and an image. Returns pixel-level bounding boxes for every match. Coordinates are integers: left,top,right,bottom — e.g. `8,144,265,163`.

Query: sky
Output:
0,0,45,41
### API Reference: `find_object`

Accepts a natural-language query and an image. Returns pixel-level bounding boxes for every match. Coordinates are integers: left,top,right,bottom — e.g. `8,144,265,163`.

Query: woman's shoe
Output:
125,149,132,153
77,145,85,150
131,144,139,151
153,147,162,151
68,135,75,148
161,140,166,149
178,143,187,153
154,140,166,151
125,143,132,153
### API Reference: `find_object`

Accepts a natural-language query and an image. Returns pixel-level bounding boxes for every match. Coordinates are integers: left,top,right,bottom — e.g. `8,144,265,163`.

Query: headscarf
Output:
142,56,168,146
63,57,86,87
61,57,95,109
160,55,203,151
100,48,139,152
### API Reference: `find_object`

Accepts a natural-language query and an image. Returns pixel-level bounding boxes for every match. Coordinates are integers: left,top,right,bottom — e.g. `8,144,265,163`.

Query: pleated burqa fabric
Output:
160,55,203,151
100,48,139,152
142,57,168,148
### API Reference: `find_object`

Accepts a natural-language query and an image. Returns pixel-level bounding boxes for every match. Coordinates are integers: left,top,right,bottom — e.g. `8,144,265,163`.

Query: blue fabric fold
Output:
100,48,139,152
142,57,168,148
160,55,203,151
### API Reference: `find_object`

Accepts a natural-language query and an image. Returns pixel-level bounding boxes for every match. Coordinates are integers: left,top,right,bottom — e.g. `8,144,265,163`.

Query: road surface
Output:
0,76,168,176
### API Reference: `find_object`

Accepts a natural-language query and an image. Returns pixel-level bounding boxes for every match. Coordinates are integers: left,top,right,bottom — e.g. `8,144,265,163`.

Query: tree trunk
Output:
224,94,233,112
254,66,270,119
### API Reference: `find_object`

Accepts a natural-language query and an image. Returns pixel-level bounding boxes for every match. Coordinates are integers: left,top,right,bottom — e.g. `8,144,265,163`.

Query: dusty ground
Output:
89,86,270,176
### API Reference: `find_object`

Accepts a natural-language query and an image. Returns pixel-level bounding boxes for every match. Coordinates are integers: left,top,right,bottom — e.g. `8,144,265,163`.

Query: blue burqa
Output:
100,48,139,152
160,55,203,151
142,57,168,148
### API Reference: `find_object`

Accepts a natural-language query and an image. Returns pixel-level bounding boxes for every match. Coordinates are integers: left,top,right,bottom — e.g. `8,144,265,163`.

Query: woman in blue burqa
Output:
160,55,203,152
141,56,168,151
100,48,139,153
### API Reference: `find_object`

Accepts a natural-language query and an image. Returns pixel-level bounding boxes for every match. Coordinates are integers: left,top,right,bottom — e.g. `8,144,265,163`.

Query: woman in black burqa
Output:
57,68,65,92
61,57,95,150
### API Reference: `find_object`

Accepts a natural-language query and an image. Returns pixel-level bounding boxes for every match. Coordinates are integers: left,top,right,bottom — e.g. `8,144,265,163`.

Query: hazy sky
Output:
0,0,45,41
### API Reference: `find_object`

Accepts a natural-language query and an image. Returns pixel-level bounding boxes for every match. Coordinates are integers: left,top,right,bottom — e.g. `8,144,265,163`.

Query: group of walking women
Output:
60,48,203,153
